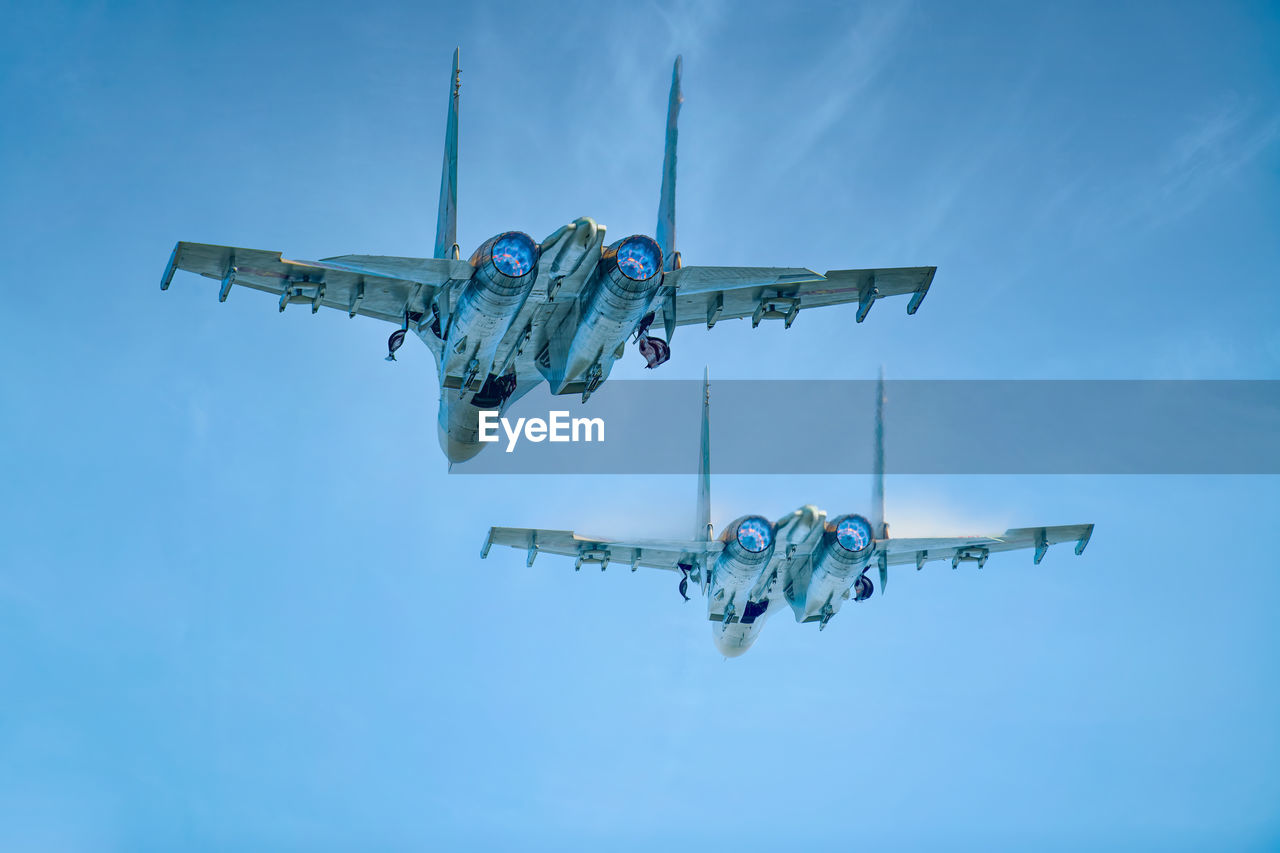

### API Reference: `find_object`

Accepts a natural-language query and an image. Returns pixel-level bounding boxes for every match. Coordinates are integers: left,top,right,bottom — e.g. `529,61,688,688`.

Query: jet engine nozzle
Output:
823,514,875,568
787,514,876,622
560,235,665,385
467,231,541,292
440,231,542,391
605,235,663,286
582,235,664,316
733,516,774,554
714,515,777,573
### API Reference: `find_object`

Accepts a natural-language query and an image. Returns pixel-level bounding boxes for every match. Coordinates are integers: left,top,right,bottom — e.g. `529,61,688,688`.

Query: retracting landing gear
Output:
721,598,736,625
677,562,692,601
386,313,410,361
386,329,406,361
633,312,671,369
638,335,670,369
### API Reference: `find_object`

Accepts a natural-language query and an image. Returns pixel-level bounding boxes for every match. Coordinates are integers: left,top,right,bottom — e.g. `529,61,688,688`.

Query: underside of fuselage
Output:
714,622,764,657
704,504,880,655
427,217,670,463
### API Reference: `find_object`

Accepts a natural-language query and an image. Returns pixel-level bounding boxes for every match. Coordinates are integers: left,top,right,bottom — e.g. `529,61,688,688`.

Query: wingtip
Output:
160,242,182,291
1074,524,1095,556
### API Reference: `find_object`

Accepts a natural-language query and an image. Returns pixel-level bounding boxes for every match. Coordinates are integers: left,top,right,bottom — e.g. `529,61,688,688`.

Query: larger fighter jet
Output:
161,50,937,462
481,373,1094,656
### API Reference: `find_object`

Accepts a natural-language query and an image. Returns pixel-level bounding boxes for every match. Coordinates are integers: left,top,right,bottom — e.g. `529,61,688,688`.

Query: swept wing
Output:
482,526,722,571
881,523,1095,570
161,240,473,324
657,265,936,333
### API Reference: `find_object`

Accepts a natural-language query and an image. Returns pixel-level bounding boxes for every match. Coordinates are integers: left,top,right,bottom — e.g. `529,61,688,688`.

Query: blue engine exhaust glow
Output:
614,235,662,281
735,517,773,553
835,515,874,552
490,232,537,278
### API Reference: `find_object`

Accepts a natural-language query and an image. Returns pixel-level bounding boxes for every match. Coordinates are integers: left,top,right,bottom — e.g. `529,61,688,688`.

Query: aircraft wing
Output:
482,526,723,571
881,524,1095,569
658,265,936,331
161,241,474,324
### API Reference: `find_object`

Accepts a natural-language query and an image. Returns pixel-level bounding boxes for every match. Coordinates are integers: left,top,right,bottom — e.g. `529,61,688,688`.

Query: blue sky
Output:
2,0,1279,849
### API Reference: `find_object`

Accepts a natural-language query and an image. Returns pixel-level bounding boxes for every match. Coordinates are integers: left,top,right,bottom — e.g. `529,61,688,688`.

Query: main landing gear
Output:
633,313,672,369
677,562,693,601
386,328,406,361
638,335,670,369
387,311,418,361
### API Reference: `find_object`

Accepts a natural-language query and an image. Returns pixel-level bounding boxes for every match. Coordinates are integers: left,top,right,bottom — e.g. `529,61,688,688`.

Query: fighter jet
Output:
481,372,1094,656
160,50,937,462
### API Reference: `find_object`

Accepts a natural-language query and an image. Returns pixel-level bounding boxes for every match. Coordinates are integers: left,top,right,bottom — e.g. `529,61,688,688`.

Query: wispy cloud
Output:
649,0,727,59
1062,98,1280,243
770,1,912,178
1139,100,1280,227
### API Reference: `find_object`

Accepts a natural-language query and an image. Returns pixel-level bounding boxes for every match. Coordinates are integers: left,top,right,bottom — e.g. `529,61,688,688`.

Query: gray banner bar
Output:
451,380,1280,475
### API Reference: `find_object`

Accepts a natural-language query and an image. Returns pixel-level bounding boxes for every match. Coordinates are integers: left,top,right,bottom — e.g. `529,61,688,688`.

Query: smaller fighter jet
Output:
481,373,1094,656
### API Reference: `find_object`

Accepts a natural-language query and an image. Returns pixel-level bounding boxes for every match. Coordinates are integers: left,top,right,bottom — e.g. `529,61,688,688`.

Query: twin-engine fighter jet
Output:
482,373,1094,657
160,50,938,463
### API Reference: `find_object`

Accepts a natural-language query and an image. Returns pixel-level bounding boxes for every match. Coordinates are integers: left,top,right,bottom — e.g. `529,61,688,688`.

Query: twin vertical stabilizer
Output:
872,369,889,593
434,48,461,260
657,56,682,272
872,369,886,540
696,366,712,541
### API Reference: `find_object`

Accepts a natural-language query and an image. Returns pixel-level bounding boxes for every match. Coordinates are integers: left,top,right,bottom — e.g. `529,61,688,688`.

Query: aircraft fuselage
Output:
705,505,877,656
427,217,668,462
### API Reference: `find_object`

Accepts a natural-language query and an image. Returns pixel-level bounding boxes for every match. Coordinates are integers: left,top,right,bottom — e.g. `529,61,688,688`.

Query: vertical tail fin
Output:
433,48,460,260
656,56,682,272
872,368,889,594
696,366,712,541
871,368,886,540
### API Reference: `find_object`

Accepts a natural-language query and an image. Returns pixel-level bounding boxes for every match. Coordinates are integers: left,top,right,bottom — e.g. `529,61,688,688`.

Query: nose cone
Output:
438,395,491,464
713,623,760,658
438,422,485,464
715,640,752,658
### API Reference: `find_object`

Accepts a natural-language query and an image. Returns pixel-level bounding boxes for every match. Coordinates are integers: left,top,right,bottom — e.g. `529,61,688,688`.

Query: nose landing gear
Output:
581,363,604,402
